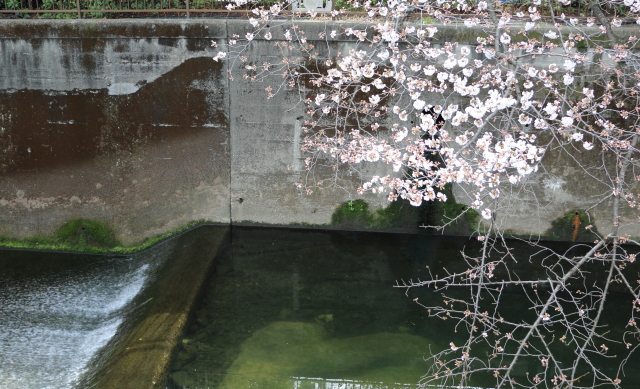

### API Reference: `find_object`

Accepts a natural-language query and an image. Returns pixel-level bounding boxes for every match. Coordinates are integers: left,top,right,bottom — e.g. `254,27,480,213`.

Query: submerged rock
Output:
315,313,333,323
220,321,436,388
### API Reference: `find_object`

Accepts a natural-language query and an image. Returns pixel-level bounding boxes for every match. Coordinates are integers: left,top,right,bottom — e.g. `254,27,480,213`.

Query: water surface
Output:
168,227,640,389
168,227,470,388
0,249,165,389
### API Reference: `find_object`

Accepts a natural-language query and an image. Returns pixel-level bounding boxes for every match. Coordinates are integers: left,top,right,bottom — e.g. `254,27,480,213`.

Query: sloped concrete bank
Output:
0,19,638,242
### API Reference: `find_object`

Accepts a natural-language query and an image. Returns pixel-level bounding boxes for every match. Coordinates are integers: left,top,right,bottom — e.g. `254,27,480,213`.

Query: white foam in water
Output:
0,258,152,389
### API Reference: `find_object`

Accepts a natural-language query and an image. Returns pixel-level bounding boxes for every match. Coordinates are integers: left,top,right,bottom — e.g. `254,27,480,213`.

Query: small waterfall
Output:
0,254,156,389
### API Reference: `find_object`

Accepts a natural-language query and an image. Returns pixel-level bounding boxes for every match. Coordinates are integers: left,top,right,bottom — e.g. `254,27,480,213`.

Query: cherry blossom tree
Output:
214,0,640,387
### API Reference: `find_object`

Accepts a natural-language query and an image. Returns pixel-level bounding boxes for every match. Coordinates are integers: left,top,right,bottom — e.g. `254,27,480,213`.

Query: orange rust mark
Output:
572,212,581,242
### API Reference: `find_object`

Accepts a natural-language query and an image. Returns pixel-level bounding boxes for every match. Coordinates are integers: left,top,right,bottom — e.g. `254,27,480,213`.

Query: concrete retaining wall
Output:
0,19,636,243
0,19,391,244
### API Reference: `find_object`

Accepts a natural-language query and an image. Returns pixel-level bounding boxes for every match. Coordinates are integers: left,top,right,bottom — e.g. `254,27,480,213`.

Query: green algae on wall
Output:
331,199,420,230
331,187,480,234
0,219,209,254
55,219,120,249
438,184,481,232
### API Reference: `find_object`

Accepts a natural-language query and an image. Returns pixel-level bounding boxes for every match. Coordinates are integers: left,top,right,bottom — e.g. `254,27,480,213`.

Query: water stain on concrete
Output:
0,57,226,175
0,56,231,243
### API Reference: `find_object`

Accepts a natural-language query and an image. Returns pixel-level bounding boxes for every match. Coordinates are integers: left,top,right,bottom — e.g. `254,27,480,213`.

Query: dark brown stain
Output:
0,56,227,175
80,38,106,54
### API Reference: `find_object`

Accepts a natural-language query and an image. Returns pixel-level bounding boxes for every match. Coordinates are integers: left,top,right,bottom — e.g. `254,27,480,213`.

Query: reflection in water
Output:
2,226,635,389
0,253,157,389
168,227,640,389
168,227,469,388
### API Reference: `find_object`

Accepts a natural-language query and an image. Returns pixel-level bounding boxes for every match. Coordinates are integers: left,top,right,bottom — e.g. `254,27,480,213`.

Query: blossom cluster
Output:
217,0,640,217
303,114,543,216
213,0,640,224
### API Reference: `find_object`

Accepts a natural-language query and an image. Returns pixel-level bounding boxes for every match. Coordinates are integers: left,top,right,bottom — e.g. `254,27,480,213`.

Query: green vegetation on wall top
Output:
55,218,120,249
330,185,481,234
0,208,597,255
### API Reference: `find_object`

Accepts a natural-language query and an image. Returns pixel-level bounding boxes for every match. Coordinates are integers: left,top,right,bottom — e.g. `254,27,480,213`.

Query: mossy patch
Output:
416,184,481,235
331,199,373,226
331,199,419,230
55,218,120,249
438,184,480,231
373,199,419,228
0,219,207,254
545,211,598,241
331,188,480,234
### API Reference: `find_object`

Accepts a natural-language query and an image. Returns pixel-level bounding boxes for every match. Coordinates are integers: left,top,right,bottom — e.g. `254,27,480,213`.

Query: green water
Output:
167,227,640,389
168,227,454,388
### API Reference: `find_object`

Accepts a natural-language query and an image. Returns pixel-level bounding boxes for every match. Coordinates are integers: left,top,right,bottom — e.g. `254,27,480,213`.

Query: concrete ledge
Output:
89,225,229,389
0,18,228,38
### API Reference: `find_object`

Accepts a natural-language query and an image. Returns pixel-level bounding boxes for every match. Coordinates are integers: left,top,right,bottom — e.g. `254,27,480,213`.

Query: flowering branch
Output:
215,0,640,387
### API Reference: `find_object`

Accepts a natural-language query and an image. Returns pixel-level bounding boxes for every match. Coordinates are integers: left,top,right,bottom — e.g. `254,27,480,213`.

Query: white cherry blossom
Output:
221,9,640,386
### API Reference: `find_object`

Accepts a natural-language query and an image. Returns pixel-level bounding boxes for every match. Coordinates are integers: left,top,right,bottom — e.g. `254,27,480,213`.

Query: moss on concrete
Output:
439,184,480,231
373,199,419,228
0,219,208,254
331,199,373,226
55,218,120,248
331,199,419,230
330,187,481,234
